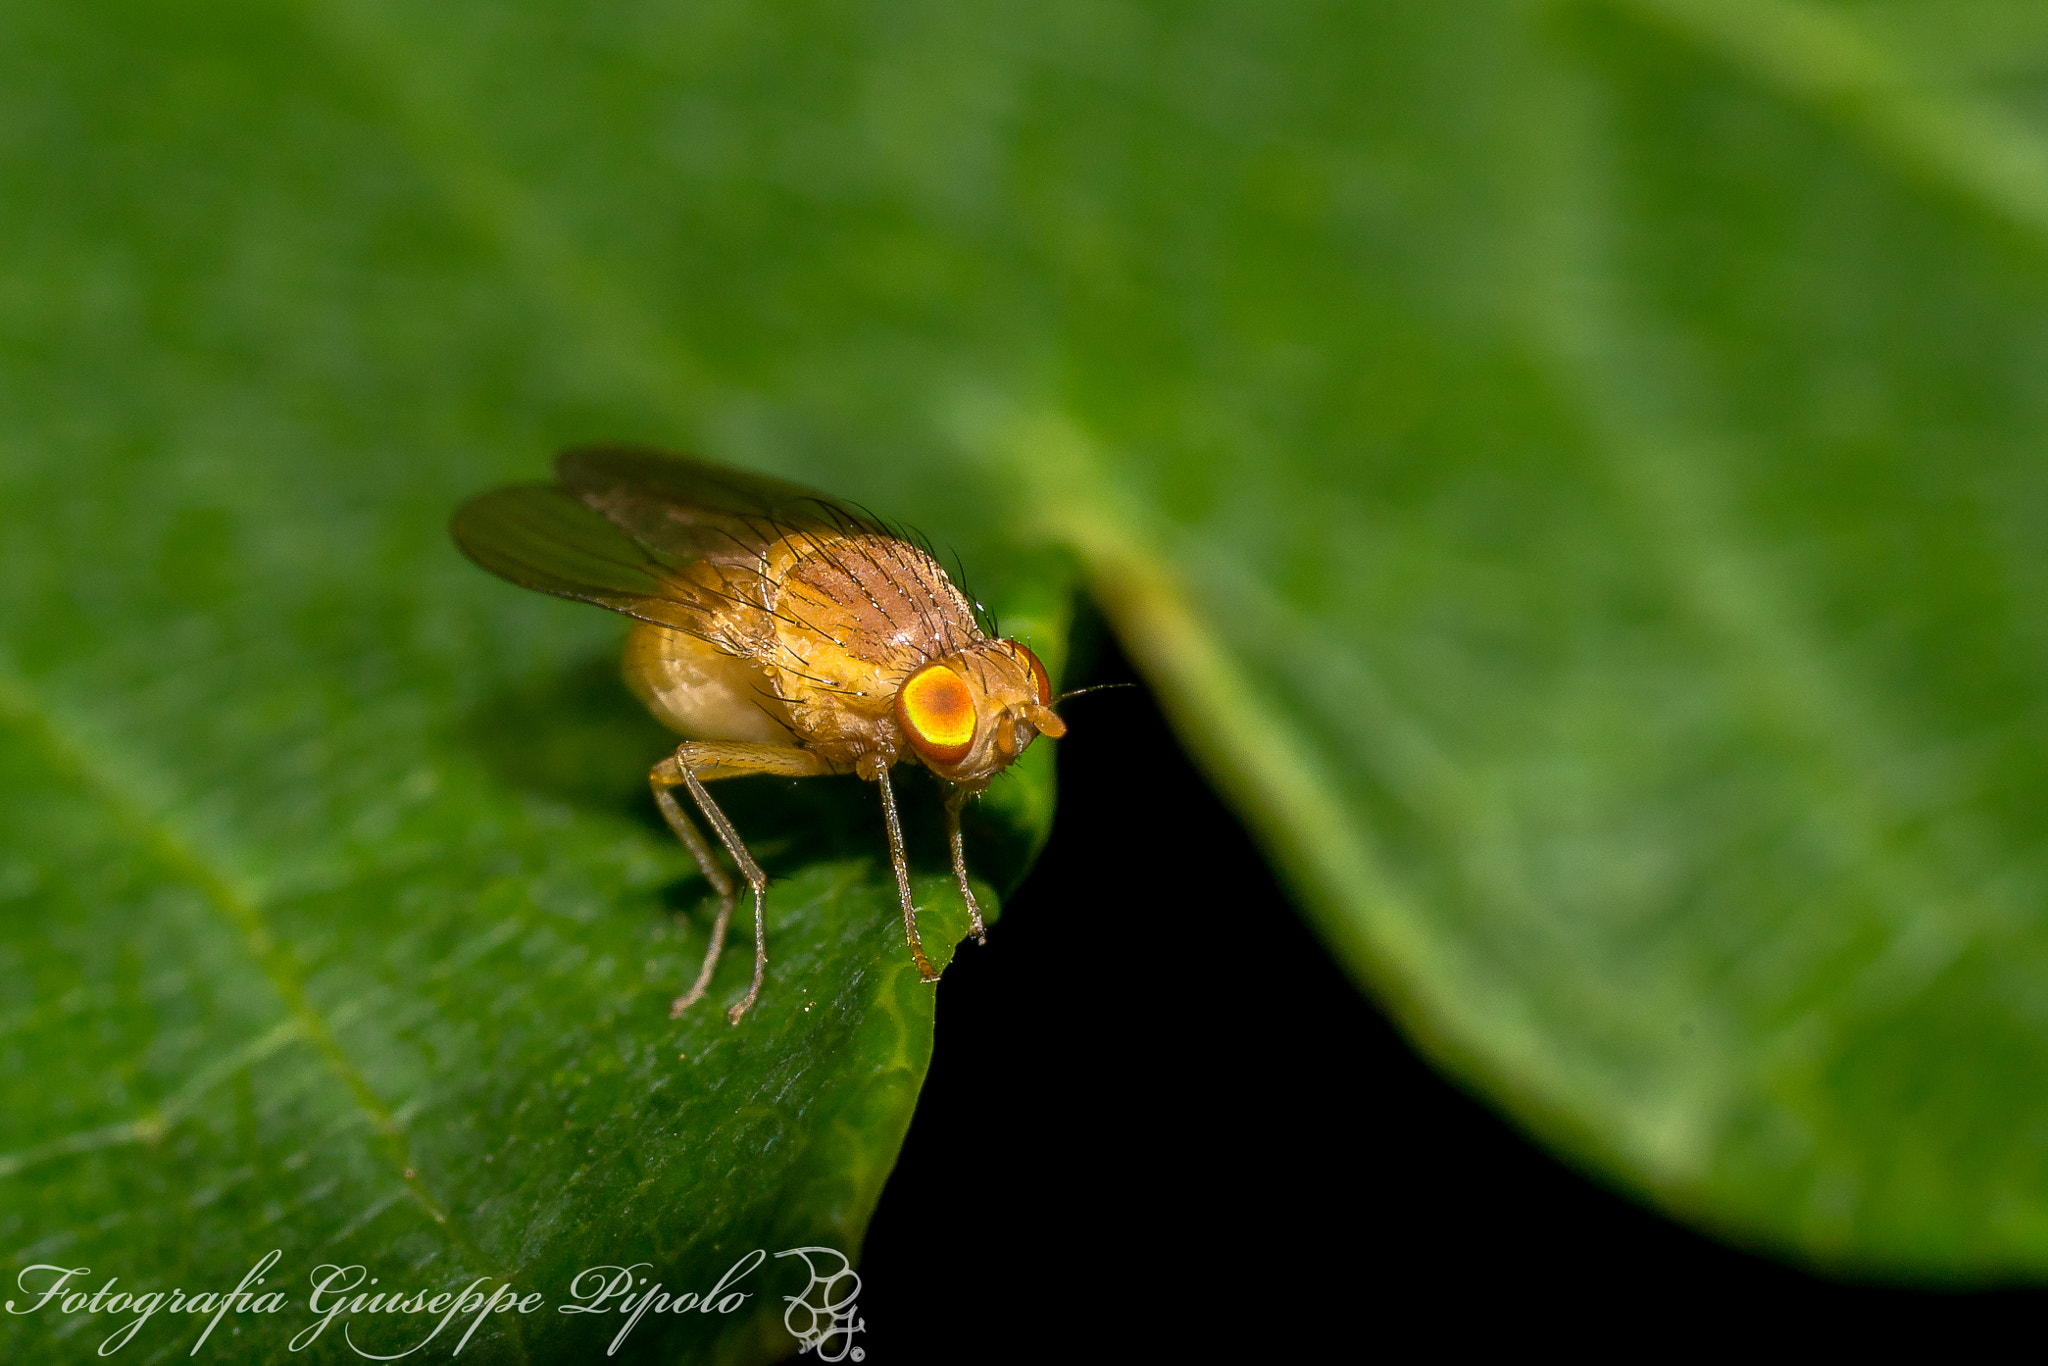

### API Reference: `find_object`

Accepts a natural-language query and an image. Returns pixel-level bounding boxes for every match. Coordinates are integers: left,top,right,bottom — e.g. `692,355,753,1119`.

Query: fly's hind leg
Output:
653,741,827,1024
944,784,988,946
652,780,737,1019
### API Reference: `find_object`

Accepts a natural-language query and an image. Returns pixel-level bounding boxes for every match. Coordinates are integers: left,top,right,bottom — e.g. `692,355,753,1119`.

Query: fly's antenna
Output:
1052,682,1138,705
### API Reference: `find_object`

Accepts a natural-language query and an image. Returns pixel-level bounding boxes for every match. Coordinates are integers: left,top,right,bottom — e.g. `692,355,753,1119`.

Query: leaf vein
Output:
0,669,512,1301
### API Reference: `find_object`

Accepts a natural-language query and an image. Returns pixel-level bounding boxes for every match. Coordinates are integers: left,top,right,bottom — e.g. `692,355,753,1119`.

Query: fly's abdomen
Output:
622,621,794,744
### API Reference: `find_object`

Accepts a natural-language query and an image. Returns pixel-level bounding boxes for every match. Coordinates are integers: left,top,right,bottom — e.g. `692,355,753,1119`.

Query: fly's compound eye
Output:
896,663,978,765
1013,641,1052,707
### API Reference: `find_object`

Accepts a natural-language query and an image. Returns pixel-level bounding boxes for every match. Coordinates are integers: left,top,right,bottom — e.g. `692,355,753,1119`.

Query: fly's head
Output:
893,639,1065,787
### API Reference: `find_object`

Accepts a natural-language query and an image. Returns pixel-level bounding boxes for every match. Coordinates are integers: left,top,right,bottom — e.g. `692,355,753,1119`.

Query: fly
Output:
451,447,1066,1023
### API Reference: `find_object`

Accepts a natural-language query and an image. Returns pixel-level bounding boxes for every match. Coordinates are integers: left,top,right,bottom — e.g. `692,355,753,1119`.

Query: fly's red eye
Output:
896,663,977,765
1014,642,1051,706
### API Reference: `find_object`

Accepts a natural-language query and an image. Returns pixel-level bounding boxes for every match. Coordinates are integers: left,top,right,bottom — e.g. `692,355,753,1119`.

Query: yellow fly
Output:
452,448,1065,1023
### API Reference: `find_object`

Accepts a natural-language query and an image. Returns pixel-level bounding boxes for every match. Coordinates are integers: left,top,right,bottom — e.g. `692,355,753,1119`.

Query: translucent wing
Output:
450,481,707,632
554,446,880,559
449,446,879,634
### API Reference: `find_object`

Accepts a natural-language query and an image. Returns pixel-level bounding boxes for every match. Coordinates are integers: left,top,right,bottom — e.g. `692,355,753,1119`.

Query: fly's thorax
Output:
758,529,991,767
775,671,903,771
892,638,1064,784
766,531,985,671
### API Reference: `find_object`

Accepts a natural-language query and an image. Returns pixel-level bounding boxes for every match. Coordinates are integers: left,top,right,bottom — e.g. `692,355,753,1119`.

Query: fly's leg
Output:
944,784,988,945
652,778,736,1019
864,756,939,982
652,741,827,1024
653,755,761,1023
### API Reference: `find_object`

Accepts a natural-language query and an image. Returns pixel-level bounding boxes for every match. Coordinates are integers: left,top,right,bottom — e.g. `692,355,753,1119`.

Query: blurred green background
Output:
8,0,2048,1357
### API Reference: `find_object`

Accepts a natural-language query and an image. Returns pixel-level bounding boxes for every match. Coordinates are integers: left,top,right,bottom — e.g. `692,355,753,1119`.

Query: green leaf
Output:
8,2,2048,1345
0,3,1070,1359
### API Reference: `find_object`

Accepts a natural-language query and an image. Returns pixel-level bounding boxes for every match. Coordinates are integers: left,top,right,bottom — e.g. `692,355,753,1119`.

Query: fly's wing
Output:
450,482,716,633
450,446,882,638
552,445,882,563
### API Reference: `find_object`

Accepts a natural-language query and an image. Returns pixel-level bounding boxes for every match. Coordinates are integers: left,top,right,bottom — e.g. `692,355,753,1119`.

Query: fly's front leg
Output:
944,783,988,946
653,741,826,1024
862,755,938,982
